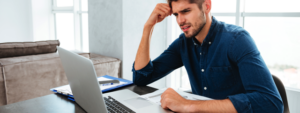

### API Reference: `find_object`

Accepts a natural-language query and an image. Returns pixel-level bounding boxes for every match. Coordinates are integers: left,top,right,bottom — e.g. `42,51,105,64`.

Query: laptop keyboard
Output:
104,96,136,113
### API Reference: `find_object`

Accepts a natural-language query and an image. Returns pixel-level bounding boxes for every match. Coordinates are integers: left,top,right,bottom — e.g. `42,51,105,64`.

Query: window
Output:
245,17,300,89
56,0,73,7
52,0,89,52
244,0,300,12
211,0,236,13
169,0,300,91
55,13,75,50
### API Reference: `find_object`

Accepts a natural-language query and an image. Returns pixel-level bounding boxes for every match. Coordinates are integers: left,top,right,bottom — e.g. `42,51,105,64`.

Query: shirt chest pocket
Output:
209,66,237,90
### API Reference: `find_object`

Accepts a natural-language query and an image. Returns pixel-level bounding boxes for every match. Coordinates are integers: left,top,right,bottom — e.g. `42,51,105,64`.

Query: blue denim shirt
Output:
132,17,283,113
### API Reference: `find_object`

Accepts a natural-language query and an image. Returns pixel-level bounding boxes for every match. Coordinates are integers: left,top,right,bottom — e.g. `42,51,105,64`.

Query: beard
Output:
182,11,206,38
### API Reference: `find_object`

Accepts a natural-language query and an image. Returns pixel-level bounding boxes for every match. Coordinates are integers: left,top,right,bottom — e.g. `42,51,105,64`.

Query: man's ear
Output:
203,0,211,14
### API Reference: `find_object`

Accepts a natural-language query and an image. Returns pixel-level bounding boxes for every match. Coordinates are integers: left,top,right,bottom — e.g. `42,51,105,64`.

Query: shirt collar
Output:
192,16,218,46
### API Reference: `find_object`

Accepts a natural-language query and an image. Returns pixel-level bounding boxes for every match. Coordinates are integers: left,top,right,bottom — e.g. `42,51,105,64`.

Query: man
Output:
132,0,283,112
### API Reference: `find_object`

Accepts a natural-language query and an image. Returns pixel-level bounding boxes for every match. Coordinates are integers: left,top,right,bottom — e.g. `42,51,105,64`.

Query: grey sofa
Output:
0,40,121,106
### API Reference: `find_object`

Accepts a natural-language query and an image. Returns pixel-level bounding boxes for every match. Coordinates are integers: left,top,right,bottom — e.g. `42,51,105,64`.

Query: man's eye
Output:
183,10,190,13
173,14,178,16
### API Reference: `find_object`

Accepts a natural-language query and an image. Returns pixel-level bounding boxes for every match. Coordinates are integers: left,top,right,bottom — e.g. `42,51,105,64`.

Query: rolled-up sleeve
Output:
132,37,183,86
228,31,283,113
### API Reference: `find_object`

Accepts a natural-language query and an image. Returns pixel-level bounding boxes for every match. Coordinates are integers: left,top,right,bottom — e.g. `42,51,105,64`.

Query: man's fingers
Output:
161,96,170,109
156,3,171,18
157,11,166,19
160,4,172,15
161,91,167,108
161,5,172,15
160,3,170,10
159,5,171,13
158,3,169,8
157,4,171,16
159,7,171,17
160,97,167,109
158,7,168,15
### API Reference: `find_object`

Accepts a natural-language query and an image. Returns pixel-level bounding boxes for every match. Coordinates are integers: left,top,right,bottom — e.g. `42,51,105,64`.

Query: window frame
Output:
52,0,88,51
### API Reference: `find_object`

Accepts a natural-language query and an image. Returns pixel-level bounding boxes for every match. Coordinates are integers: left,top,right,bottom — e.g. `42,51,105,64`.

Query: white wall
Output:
89,0,123,61
0,0,52,43
31,0,54,41
0,0,34,43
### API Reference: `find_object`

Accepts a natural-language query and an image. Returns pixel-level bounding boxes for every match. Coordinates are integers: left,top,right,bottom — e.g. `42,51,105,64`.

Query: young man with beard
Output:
132,0,283,112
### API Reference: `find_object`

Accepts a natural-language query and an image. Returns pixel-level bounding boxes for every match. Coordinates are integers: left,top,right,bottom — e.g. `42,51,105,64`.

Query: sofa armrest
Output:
89,53,121,78
0,64,7,106
0,52,90,105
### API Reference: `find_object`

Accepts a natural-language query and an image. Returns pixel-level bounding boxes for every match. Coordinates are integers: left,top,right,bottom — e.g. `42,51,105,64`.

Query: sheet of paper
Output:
54,77,127,95
139,88,213,105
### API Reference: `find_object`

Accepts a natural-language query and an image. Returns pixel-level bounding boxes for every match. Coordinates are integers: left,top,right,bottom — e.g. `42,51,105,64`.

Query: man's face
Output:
172,0,206,38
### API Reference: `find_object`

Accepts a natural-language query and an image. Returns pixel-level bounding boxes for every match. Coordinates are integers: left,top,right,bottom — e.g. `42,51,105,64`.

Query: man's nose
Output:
177,15,186,25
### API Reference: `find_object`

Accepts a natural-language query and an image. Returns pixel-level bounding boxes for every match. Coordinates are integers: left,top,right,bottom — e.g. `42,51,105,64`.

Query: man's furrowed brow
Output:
180,8,191,13
173,8,191,15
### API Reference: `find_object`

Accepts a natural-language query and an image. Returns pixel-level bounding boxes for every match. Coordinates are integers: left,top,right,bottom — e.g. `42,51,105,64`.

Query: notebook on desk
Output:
50,75,133,98
57,46,171,113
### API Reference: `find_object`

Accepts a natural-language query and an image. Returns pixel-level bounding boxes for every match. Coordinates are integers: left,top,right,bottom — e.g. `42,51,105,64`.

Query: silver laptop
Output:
57,47,170,113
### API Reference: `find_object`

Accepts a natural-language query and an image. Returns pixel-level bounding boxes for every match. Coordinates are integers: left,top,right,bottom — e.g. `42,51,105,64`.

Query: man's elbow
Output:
133,79,148,86
132,76,147,86
272,93,284,113
264,94,284,113
275,99,284,113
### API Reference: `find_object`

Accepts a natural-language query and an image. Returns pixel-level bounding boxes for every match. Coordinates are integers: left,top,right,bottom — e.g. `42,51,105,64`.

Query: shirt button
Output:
201,69,204,72
200,53,202,55
194,43,197,45
209,42,211,45
204,87,207,90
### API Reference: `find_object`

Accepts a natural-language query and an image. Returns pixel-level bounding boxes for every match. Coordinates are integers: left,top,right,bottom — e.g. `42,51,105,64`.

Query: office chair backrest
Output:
272,75,290,113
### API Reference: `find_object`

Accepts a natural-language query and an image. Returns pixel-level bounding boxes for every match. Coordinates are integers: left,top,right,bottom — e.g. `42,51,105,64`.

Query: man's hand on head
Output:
145,3,172,27
160,88,193,112
135,4,172,71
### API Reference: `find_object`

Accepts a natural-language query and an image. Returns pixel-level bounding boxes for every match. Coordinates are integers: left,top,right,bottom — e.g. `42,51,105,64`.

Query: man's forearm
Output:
134,3,171,71
187,99,237,113
134,25,154,70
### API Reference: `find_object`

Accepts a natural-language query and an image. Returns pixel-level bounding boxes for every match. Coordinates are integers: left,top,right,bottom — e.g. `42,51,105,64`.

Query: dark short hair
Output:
167,0,205,10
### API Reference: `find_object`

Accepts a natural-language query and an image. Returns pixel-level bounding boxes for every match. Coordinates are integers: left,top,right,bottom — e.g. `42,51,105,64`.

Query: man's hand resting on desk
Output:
160,88,191,112
160,88,238,113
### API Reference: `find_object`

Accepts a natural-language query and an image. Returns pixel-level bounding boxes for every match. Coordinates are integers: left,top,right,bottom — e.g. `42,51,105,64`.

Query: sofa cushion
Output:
0,52,90,66
0,40,60,58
